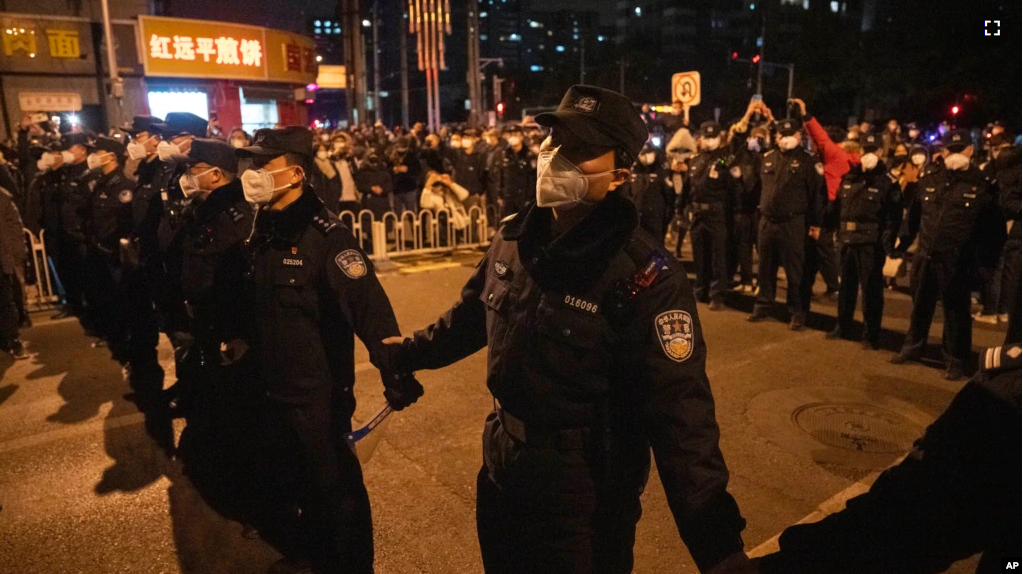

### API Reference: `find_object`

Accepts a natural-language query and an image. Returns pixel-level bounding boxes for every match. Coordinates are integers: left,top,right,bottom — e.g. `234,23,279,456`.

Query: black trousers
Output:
268,396,373,574
835,243,886,344
690,211,729,302
85,250,127,357
0,271,18,346
54,238,86,315
982,235,1020,316
732,212,757,286
755,216,806,317
900,252,972,370
476,412,636,574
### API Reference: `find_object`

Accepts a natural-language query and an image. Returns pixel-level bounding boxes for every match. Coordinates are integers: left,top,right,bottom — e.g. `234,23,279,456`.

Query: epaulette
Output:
886,172,898,184
312,211,341,236
764,149,777,158
623,233,676,280
981,345,1021,372
227,205,245,223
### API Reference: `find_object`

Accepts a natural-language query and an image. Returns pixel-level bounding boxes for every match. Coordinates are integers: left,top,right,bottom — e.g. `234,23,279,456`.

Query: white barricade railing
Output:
23,228,60,307
338,206,490,261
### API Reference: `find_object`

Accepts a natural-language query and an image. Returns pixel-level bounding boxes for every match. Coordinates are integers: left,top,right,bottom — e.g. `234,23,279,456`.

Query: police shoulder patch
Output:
335,249,367,279
655,310,694,363
729,166,743,179
118,189,133,204
228,206,244,223
814,162,824,176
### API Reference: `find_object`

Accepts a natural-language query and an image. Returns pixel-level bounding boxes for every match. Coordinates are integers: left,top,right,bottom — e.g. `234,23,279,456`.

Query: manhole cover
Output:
792,402,921,453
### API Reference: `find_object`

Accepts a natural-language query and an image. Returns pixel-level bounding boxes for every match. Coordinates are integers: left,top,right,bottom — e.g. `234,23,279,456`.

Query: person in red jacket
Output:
790,98,843,303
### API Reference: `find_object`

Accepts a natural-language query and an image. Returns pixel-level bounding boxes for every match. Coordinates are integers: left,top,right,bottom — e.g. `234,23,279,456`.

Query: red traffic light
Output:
951,105,960,115
752,54,761,64
496,102,505,114
731,51,738,60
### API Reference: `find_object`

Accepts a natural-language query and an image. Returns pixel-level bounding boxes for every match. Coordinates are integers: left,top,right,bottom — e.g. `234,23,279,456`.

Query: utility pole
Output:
99,0,123,126
756,9,765,95
466,0,482,127
400,2,410,127
340,0,367,126
619,59,625,95
372,0,381,121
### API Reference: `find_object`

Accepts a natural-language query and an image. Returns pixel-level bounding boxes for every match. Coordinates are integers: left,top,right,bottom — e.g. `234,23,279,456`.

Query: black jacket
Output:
756,147,825,226
403,191,746,570
685,147,741,209
249,189,400,407
829,164,902,251
180,180,254,344
84,168,134,264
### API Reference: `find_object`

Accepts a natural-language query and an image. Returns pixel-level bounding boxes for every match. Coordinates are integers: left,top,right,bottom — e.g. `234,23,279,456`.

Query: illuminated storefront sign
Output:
138,16,317,84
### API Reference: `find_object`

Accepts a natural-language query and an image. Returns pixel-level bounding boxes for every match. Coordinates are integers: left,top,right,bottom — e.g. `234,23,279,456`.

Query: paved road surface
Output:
0,251,1006,573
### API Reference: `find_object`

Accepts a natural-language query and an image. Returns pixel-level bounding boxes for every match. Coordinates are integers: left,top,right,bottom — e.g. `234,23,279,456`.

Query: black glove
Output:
383,371,423,411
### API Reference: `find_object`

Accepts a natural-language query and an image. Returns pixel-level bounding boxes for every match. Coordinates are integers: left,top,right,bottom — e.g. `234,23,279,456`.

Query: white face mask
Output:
944,152,970,171
320,134,330,142
241,166,296,205
231,138,247,149
316,150,329,160
507,136,522,147
860,153,879,171
778,136,800,151
37,152,57,171
462,139,475,150
639,152,656,166
700,136,721,151
747,138,762,152
847,131,858,141
61,150,76,164
450,139,462,149
908,129,919,139
126,140,149,161
157,140,188,162
535,148,612,209
179,168,215,199
911,153,926,166
86,152,111,171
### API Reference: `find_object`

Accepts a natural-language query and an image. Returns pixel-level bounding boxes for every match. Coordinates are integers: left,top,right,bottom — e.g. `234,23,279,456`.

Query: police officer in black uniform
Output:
686,121,742,310
489,124,537,219
824,134,902,349
239,127,422,574
757,344,1021,574
82,136,133,359
727,123,767,293
56,132,94,324
628,142,673,239
174,138,256,499
382,85,749,574
121,116,168,409
748,118,825,330
891,130,1006,380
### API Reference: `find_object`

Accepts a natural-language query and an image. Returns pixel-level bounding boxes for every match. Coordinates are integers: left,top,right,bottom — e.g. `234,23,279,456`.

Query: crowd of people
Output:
0,82,1018,573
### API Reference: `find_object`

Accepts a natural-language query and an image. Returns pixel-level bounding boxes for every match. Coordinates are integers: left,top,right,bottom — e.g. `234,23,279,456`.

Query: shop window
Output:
148,91,209,122
241,98,280,134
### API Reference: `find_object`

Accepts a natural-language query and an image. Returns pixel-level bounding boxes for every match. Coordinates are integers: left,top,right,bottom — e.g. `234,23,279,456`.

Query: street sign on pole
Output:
671,71,701,107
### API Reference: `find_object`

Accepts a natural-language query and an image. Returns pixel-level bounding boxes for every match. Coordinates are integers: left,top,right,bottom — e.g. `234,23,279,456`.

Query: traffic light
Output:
951,105,960,116
731,51,738,60
496,102,505,117
752,54,761,64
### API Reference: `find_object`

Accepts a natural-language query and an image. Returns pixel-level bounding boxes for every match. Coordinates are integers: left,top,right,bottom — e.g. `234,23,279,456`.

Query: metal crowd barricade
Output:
23,228,60,308
337,206,489,261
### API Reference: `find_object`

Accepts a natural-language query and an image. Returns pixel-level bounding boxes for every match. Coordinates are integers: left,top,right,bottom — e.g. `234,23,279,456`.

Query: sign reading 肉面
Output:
138,16,317,84
671,71,701,107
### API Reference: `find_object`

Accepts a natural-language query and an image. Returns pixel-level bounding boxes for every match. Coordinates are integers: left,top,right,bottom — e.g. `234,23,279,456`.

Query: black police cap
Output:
184,138,239,174
943,129,971,152
87,136,126,161
61,132,94,150
535,85,648,160
153,112,208,138
777,119,802,136
699,121,723,138
860,133,883,153
236,126,314,159
121,115,164,136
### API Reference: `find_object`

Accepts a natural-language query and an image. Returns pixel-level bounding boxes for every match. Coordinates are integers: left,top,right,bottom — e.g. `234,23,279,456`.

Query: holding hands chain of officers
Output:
0,82,1016,574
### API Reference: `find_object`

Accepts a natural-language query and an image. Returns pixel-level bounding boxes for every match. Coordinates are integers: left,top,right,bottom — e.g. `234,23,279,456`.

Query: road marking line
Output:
747,455,907,558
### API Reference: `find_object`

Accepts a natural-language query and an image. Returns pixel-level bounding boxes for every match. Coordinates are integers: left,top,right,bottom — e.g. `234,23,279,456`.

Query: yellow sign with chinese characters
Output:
138,16,317,84
46,29,80,58
3,27,38,57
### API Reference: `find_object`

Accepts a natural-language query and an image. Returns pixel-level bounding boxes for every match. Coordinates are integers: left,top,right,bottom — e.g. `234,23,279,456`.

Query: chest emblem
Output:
564,295,598,314
336,249,367,279
655,310,694,363
119,189,133,204
730,166,743,179
494,261,509,277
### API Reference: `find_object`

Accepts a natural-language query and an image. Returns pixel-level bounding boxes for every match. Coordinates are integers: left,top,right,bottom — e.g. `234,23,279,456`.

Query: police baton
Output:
345,403,394,464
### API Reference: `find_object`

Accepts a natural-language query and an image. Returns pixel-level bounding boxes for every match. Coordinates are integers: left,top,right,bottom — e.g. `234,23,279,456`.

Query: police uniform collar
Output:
265,186,323,241
95,167,125,187
504,190,639,276
195,179,244,220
